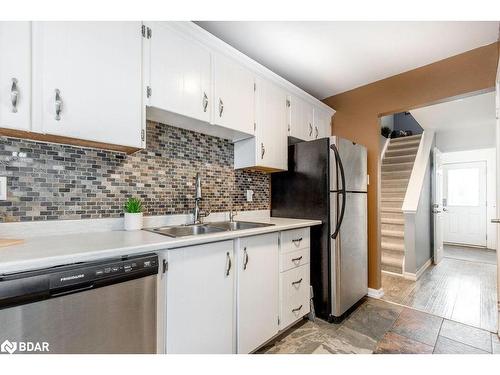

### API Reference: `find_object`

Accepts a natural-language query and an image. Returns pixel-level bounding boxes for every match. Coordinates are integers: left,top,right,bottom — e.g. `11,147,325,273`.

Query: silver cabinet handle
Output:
202,92,208,113
243,247,249,270
315,126,318,139
291,255,303,263
309,123,313,137
291,278,303,286
225,251,232,277
218,98,224,117
292,305,303,313
292,237,303,246
433,210,441,214
10,78,19,113
261,143,265,159
54,89,63,121
491,219,500,224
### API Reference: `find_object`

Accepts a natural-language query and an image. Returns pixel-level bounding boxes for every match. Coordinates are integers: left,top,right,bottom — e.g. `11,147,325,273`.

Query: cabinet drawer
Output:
280,228,310,253
280,264,310,329
280,248,310,272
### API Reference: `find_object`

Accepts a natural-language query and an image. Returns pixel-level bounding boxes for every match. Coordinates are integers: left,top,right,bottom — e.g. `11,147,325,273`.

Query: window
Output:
447,168,480,206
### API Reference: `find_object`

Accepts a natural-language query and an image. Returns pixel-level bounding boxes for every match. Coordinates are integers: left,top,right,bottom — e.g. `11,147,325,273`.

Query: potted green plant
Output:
123,197,143,231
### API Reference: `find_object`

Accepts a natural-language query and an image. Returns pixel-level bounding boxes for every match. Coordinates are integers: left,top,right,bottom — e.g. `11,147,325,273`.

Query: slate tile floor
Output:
381,245,497,332
258,298,499,354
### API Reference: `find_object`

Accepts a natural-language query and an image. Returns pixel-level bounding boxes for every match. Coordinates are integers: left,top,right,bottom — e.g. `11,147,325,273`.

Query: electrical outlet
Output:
0,177,7,201
246,189,254,202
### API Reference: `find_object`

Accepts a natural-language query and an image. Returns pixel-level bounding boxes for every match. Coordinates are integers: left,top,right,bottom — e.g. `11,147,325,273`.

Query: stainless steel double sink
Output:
144,221,274,238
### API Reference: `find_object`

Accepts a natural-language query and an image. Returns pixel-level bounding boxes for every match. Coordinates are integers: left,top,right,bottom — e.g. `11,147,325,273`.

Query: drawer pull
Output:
292,238,303,246
292,305,303,313
291,255,303,264
243,247,249,270
291,278,303,286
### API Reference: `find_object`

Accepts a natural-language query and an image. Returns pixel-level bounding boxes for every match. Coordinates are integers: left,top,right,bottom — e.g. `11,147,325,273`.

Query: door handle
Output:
442,207,448,212
315,126,318,139
243,247,249,270
491,219,500,224
54,89,63,121
309,123,313,137
261,143,265,159
225,251,232,277
10,78,19,113
218,98,224,117
292,305,303,313
202,92,208,113
291,278,303,286
433,210,442,214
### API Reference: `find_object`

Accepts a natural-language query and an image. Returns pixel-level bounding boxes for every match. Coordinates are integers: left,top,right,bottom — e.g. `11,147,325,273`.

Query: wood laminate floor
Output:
259,298,499,354
381,245,498,332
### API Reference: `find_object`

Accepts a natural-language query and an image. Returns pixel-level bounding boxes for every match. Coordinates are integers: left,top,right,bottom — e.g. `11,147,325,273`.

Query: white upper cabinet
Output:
32,22,144,148
288,94,314,141
234,77,287,171
0,22,31,132
313,107,332,139
237,233,279,353
213,53,255,137
147,22,211,124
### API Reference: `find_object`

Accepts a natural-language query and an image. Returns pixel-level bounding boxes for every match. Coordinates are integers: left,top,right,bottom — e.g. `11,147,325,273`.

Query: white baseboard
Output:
403,258,432,281
367,288,384,299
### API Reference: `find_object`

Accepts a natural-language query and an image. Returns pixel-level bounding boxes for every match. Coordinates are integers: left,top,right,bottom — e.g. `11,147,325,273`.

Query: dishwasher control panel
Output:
49,254,158,289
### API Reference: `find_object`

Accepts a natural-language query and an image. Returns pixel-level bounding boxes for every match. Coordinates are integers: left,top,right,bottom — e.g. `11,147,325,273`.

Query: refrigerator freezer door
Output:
330,137,367,192
330,191,368,317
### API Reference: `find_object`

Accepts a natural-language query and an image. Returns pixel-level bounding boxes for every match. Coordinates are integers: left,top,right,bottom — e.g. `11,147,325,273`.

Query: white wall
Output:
441,148,497,250
436,126,496,152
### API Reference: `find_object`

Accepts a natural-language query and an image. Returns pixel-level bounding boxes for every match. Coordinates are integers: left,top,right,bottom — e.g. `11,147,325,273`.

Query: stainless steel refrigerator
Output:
271,136,367,322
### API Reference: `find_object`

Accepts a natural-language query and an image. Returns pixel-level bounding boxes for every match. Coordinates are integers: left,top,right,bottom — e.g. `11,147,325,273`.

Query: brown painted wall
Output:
323,42,499,290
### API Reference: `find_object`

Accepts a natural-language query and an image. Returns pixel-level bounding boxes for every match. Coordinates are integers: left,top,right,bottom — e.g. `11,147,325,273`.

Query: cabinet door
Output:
313,107,332,139
148,22,211,123
255,78,288,170
32,22,143,148
166,241,235,354
213,53,254,136
288,94,313,141
237,233,279,353
0,22,31,131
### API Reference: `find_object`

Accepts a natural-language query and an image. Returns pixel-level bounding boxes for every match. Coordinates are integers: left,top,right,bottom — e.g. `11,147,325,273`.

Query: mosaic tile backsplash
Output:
0,121,270,222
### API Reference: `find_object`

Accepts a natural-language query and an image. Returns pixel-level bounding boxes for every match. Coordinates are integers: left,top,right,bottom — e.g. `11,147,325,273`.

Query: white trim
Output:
367,288,384,299
402,130,435,213
380,136,390,160
403,258,432,281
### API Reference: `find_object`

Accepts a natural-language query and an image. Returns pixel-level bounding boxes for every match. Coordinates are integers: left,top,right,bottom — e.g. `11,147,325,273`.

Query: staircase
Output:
380,134,422,274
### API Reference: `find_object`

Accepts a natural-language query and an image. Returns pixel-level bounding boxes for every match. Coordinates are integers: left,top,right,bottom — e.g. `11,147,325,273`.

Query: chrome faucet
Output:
193,172,210,224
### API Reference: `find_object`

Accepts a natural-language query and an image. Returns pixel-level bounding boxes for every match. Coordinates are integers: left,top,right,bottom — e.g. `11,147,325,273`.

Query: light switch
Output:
246,189,254,202
0,177,6,201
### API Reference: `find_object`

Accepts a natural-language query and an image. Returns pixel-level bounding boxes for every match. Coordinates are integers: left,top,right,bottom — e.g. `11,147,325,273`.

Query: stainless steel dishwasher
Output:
0,254,158,354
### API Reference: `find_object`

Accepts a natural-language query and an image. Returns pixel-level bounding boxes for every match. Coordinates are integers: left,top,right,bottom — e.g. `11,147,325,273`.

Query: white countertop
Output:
0,217,321,274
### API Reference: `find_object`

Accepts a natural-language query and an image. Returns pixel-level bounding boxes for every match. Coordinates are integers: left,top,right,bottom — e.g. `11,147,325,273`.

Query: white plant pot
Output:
124,212,143,231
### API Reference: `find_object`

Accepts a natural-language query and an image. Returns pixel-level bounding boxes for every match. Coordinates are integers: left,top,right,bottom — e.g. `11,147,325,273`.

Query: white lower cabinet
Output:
165,240,235,354
162,227,312,354
279,229,311,330
237,233,279,353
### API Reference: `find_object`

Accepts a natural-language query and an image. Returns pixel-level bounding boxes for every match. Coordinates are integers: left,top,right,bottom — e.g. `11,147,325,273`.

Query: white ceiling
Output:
195,21,499,99
410,91,496,132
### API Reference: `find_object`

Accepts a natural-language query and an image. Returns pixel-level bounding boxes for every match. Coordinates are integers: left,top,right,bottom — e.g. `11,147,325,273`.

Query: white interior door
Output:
443,161,487,247
495,48,500,336
432,147,444,264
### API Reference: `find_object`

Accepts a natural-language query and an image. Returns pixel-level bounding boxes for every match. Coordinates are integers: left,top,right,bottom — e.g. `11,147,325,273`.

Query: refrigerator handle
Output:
330,144,346,239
